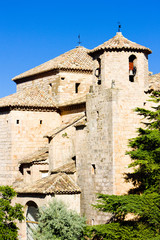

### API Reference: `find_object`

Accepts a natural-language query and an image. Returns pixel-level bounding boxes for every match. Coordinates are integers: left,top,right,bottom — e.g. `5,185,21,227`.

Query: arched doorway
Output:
26,201,39,240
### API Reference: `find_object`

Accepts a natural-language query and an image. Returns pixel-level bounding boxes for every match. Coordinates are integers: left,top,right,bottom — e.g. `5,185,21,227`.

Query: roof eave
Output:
89,47,152,55
12,67,92,82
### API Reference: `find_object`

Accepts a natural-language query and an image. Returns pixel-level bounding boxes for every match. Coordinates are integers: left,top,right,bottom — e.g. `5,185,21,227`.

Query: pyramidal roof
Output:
13,46,93,81
90,32,152,54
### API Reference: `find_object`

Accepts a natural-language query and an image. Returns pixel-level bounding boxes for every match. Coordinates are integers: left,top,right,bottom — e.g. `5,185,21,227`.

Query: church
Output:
0,31,158,239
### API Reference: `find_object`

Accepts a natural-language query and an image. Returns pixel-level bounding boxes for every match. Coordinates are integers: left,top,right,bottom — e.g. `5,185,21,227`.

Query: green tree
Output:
86,91,160,240
0,185,24,240
34,199,86,240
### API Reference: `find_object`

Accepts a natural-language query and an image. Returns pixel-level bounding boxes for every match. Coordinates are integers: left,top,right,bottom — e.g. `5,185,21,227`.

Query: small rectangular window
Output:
97,80,101,85
61,77,65,80
16,120,19,124
75,83,80,93
41,172,48,178
40,120,42,124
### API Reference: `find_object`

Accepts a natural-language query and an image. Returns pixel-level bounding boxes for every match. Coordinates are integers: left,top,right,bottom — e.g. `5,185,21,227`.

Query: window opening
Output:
26,201,38,240
92,219,95,226
91,164,96,175
75,83,80,93
49,83,53,95
61,77,65,80
97,111,99,119
40,120,42,124
129,55,137,82
95,58,101,85
72,156,76,166
16,120,19,124
41,171,48,178
27,170,31,175
97,80,101,85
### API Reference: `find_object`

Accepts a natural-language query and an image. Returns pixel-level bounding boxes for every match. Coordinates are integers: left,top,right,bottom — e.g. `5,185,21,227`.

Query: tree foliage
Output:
34,199,86,240
86,91,160,240
0,186,24,240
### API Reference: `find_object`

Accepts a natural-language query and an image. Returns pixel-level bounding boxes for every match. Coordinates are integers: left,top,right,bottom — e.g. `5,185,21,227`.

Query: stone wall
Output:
113,87,149,195
55,71,92,103
16,70,92,104
16,71,59,95
23,163,49,184
0,111,12,185
80,88,118,224
49,125,76,171
9,110,60,183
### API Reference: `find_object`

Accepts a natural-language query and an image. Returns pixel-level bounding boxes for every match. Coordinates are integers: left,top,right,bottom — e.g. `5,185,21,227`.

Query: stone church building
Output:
0,32,159,239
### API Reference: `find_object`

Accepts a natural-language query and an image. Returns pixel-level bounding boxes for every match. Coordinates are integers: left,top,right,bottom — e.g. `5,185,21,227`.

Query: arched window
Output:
129,55,137,82
26,201,39,240
95,58,101,85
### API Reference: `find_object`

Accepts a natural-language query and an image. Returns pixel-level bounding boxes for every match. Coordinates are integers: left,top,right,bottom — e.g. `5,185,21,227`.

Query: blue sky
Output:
0,0,160,98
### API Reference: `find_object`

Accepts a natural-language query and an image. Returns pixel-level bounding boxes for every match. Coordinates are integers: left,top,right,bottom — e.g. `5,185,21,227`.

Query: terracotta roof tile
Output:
15,173,81,194
0,86,57,109
13,46,93,81
58,94,86,108
19,146,49,164
90,32,152,54
51,161,76,174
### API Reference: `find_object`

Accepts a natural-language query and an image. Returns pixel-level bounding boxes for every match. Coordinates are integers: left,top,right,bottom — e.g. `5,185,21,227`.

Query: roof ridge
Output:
18,145,49,164
12,46,93,81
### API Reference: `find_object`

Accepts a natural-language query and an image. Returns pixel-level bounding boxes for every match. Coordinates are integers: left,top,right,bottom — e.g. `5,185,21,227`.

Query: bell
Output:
129,69,134,76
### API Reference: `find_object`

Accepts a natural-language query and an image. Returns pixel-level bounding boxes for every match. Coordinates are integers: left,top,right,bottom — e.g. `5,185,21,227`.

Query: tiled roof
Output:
0,86,57,109
58,94,86,108
44,114,85,138
13,46,93,81
148,73,160,90
51,161,76,174
19,146,49,164
90,32,152,54
15,173,81,194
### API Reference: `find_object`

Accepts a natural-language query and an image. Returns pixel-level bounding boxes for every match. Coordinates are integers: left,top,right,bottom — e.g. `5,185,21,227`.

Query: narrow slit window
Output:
49,83,53,94
75,83,80,93
40,120,42,124
16,120,19,124
91,164,96,175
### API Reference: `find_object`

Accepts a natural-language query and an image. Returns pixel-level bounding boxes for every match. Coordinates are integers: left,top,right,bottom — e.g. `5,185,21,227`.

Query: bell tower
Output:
78,33,152,224
90,32,151,91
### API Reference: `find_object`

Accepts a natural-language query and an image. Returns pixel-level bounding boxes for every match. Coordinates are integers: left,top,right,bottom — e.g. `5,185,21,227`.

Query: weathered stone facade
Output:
0,32,158,239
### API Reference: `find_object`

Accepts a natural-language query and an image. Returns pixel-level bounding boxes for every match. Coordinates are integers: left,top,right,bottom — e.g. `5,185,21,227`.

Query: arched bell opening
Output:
26,201,39,240
95,58,101,85
129,55,137,82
